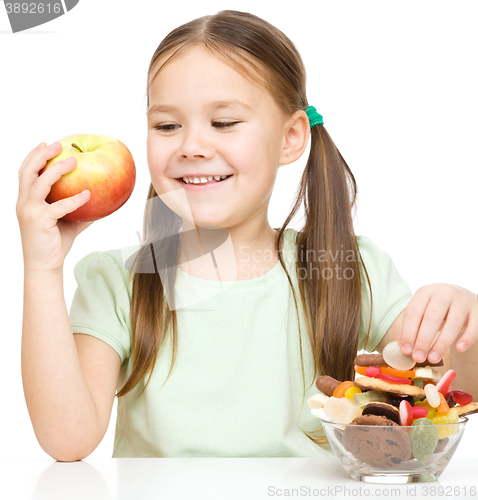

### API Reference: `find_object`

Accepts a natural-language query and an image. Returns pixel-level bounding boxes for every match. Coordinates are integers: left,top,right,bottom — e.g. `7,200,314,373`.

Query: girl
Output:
17,10,478,461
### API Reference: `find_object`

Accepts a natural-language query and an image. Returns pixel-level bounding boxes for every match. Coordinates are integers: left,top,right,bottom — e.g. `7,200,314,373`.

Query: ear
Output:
279,110,310,165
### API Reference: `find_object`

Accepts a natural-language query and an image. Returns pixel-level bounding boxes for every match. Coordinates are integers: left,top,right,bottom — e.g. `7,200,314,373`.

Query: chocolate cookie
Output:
354,376,425,398
342,414,412,468
362,402,400,424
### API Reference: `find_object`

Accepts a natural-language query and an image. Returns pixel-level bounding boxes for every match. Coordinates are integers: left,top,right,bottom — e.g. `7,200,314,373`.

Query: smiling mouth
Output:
176,175,233,184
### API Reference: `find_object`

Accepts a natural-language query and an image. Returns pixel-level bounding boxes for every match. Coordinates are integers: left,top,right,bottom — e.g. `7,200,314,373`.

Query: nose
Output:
177,125,214,161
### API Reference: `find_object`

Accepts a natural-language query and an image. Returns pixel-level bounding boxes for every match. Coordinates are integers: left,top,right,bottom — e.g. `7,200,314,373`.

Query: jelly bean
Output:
409,418,439,462
425,383,441,408
344,386,362,399
365,366,381,378
332,380,355,399
383,340,416,370
412,405,429,419
377,372,412,385
415,401,437,419
431,407,460,439
381,367,416,378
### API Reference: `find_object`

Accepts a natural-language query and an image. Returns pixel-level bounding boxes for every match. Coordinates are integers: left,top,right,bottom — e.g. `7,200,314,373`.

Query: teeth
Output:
181,175,230,184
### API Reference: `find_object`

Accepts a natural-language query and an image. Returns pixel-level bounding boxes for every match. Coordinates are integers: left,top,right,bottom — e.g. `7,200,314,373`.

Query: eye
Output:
154,124,178,132
153,121,241,132
212,121,241,129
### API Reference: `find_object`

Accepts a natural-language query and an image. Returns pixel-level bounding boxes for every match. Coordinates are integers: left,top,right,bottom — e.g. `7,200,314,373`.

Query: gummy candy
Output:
409,418,439,462
424,383,441,408
322,396,363,424
382,340,416,370
415,401,437,419
344,386,362,399
431,407,460,439
333,380,355,398
412,406,428,419
449,389,473,406
353,390,414,408
381,367,416,378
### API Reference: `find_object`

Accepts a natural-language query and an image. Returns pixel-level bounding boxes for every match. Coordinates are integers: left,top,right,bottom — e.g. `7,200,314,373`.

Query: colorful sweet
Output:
320,396,363,424
409,418,439,462
382,340,416,370
316,375,341,396
310,341,478,469
425,383,441,408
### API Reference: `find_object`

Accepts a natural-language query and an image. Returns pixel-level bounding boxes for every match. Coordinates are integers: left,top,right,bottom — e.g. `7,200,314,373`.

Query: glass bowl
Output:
320,416,468,484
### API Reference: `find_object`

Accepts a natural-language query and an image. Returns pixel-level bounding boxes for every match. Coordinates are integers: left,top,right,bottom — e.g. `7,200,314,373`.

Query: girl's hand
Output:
399,283,478,363
16,142,93,273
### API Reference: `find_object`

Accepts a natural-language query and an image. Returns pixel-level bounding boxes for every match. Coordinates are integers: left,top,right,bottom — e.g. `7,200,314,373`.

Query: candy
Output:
344,386,362,399
307,393,329,409
425,383,441,408
409,417,439,462
333,381,355,398
365,366,381,378
381,367,416,378
322,396,363,424
435,369,457,396
383,340,416,370
377,372,412,385
436,392,450,415
316,375,341,396
353,389,414,408
413,367,443,380
412,406,429,419
354,365,367,376
449,389,473,406
415,401,437,419
399,400,413,426
431,408,460,439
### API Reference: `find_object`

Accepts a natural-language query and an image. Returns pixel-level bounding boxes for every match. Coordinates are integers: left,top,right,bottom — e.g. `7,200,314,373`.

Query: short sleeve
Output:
356,235,413,353
69,249,133,365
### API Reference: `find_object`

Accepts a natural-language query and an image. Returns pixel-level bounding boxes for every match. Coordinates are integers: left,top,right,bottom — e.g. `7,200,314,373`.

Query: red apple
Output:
40,133,136,222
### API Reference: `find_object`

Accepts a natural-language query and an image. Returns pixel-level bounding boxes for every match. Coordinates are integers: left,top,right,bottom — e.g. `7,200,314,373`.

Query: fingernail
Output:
414,351,424,362
64,156,74,163
402,343,412,354
429,352,439,363
457,342,466,351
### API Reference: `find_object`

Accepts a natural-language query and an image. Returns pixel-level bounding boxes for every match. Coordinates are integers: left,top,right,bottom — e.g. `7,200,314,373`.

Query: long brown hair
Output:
117,10,374,447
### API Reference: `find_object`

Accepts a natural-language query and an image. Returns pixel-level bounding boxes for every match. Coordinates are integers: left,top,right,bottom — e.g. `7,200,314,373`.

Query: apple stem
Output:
71,143,83,153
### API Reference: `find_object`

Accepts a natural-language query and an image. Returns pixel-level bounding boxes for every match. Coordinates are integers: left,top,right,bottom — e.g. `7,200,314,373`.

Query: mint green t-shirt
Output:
68,228,413,458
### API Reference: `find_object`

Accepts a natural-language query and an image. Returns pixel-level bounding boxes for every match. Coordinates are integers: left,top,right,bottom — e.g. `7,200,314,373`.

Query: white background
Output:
1,0,477,461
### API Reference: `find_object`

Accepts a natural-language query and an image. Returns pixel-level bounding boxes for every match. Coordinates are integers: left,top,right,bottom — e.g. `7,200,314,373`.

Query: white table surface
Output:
1,457,477,500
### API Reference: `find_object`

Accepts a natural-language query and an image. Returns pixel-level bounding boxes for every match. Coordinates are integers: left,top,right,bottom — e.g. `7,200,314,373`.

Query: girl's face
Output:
146,44,290,229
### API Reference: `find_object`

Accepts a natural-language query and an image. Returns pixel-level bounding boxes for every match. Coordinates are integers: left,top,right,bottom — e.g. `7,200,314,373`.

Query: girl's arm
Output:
17,142,102,461
22,269,104,461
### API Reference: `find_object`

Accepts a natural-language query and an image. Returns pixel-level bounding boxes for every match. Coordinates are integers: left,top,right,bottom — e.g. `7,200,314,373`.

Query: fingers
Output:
47,189,91,222
32,156,77,201
455,304,478,352
400,286,452,363
18,142,62,205
427,301,470,362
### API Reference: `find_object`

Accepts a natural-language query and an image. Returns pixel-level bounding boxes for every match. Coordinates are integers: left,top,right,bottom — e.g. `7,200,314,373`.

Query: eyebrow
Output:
147,99,253,117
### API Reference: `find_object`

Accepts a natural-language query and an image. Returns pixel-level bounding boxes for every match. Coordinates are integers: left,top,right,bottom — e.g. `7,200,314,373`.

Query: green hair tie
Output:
305,105,324,128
